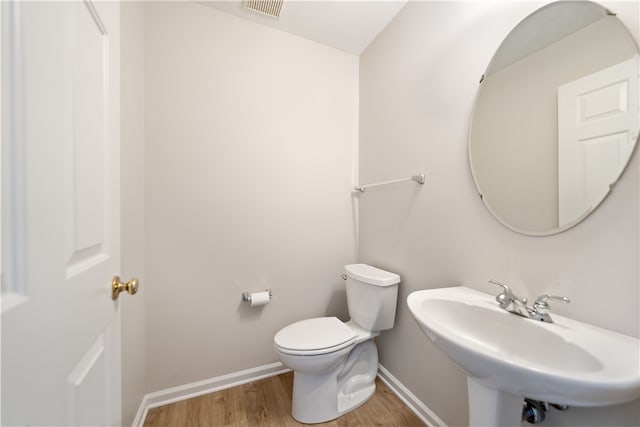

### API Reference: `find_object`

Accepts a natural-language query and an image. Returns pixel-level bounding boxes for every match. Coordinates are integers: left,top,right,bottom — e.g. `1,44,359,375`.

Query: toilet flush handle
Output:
341,274,347,280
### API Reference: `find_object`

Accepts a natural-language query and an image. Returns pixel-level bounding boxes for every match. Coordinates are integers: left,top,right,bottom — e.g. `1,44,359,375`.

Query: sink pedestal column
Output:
468,377,523,426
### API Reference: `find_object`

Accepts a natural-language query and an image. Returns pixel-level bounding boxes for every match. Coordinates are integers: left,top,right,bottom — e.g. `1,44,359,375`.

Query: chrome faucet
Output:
489,280,570,323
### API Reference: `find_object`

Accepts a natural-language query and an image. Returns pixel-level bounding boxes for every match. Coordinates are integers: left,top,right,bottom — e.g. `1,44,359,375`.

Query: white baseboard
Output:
132,362,290,427
132,361,445,427
377,364,448,427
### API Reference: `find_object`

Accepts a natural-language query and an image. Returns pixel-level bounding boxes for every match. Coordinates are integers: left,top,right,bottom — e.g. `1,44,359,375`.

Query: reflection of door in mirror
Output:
558,55,639,227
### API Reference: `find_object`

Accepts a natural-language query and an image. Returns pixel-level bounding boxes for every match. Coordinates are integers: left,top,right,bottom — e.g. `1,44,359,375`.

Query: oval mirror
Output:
469,1,639,236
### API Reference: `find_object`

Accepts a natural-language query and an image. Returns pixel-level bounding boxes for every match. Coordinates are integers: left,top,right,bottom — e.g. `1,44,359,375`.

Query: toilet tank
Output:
344,264,400,331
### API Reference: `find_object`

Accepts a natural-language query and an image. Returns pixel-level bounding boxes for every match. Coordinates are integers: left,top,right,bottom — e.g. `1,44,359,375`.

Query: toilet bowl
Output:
273,264,400,424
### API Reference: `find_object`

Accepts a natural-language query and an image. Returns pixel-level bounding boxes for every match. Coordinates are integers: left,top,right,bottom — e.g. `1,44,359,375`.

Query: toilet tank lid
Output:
344,264,400,286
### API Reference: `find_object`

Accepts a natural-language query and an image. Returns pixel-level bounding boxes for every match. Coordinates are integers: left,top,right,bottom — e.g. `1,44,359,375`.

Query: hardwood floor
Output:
144,372,426,426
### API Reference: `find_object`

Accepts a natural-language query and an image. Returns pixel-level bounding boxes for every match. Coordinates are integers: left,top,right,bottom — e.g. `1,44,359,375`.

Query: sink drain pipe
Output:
522,398,569,424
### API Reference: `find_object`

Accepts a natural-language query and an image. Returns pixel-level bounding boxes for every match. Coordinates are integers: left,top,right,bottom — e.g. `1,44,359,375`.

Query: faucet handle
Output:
489,280,509,293
489,280,527,307
533,294,570,314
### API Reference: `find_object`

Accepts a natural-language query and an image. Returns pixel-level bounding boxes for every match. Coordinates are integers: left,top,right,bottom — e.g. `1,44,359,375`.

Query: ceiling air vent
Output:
245,0,284,19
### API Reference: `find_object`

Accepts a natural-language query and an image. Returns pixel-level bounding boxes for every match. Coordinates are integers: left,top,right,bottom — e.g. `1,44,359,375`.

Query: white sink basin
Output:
407,287,639,424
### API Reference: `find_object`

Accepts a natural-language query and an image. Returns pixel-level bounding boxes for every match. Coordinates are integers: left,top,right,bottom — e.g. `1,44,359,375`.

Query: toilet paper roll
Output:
250,291,270,307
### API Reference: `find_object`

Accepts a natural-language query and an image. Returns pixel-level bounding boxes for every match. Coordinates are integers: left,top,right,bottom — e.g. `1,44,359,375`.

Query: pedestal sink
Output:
407,286,640,426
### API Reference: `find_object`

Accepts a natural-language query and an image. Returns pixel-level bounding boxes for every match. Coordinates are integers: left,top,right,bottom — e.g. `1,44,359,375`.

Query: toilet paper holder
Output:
242,288,272,303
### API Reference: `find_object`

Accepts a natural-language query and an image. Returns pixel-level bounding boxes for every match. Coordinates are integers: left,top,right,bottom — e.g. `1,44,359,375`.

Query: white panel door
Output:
558,55,639,227
1,1,123,425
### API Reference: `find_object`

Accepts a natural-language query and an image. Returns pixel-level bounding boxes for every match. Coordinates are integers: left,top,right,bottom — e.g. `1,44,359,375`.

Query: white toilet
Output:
273,264,400,424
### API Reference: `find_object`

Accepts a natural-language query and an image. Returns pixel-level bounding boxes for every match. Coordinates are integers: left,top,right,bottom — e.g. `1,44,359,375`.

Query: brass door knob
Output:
112,276,139,300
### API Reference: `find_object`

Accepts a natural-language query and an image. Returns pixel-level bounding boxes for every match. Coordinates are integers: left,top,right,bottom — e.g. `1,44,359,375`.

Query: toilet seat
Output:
274,317,356,356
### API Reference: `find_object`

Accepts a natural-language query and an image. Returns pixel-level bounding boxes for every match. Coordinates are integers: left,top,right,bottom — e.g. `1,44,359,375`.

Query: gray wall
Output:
360,1,639,426
143,2,358,392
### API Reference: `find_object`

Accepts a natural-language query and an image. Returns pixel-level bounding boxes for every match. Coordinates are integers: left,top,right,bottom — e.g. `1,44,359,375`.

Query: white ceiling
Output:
198,1,408,55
